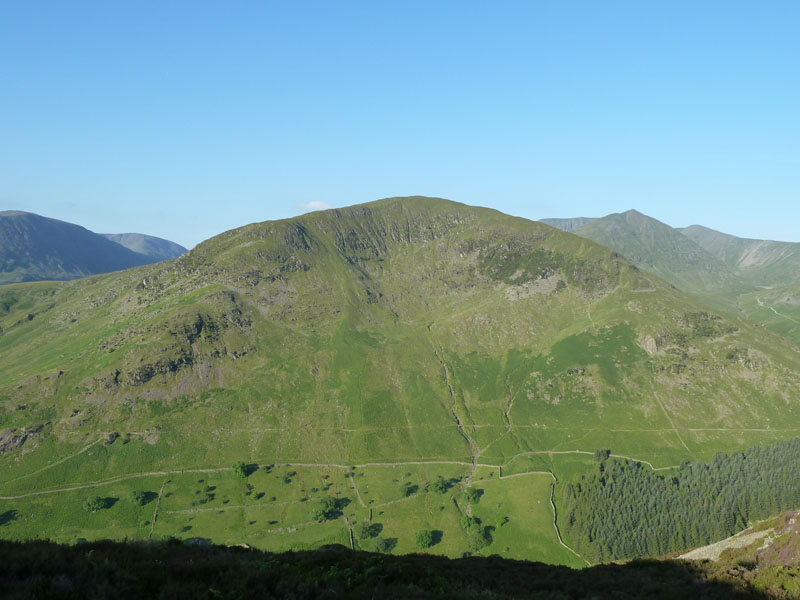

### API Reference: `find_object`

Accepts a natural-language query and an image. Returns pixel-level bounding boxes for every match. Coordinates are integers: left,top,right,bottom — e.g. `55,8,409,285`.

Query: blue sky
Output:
1,1,798,248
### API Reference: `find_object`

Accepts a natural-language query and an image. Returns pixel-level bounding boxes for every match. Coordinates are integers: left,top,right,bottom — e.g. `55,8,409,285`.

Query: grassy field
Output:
0,455,585,567
0,417,789,567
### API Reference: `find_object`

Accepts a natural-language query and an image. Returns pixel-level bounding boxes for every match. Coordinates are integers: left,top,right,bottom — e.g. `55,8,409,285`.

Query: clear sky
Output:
1,1,799,249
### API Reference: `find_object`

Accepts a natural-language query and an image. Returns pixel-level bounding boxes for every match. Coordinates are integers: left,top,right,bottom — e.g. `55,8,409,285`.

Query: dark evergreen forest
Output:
562,437,800,562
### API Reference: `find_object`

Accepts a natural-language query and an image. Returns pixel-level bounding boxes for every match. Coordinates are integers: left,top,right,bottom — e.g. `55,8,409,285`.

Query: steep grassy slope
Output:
100,233,187,261
2,197,800,560
0,211,158,284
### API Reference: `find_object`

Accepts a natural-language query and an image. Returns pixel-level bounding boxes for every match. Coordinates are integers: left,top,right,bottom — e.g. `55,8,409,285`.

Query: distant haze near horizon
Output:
2,1,799,248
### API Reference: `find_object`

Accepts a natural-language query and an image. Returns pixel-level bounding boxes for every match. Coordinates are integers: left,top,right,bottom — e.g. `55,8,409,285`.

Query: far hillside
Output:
538,217,596,232
570,210,738,294
541,210,800,346
681,225,800,345
0,211,185,284
100,233,187,262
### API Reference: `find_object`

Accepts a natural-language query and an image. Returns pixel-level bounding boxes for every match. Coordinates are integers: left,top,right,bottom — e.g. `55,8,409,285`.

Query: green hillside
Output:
2,197,800,562
0,211,165,284
100,233,188,262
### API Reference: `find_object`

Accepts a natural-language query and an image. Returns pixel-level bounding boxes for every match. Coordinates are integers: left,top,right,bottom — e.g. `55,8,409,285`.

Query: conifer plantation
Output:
562,437,800,562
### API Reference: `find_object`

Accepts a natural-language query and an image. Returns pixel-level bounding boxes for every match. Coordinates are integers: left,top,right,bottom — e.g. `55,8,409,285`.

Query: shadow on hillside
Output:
359,522,382,538
102,497,119,509
0,539,780,599
0,509,17,526
383,537,398,552
139,491,159,505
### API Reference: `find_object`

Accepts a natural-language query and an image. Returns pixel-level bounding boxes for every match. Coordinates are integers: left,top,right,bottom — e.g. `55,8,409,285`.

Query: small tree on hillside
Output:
429,476,448,494
232,461,248,478
312,497,342,522
594,449,611,462
460,515,491,551
414,529,434,549
83,496,105,513
464,487,482,504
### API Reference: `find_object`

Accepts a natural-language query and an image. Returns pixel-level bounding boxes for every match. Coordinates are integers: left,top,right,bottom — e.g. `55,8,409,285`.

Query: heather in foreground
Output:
0,538,785,599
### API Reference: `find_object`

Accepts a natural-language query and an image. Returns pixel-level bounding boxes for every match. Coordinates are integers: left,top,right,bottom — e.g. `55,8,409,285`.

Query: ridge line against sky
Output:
1,1,798,249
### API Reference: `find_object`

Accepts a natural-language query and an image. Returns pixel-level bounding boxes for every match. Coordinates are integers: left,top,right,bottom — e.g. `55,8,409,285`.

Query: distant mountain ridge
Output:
542,209,800,344
538,217,596,232
680,224,800,285
100,233,187,262
0,211,186,285
568,210,737,293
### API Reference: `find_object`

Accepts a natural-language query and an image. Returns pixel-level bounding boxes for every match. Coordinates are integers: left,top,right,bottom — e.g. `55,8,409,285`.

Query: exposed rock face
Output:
640,335,658,355
0,423,44,454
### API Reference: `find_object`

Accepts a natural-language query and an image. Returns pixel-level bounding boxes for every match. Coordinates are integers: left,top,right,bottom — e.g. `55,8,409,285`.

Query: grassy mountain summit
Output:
100,233,187,262
2,196,800,560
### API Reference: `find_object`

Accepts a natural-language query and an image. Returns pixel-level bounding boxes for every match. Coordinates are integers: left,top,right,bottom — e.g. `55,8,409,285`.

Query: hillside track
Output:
757,296,800,325
0,450,676,500
2,436,107,485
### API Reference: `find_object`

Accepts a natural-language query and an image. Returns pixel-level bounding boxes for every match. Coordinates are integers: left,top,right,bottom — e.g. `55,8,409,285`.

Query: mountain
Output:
538,216,596,232
2,196,800,562
100,233,187,262
545,211,800,344
680,225,800,287
0,211,155,284
0,211,185,285
679,226,800,344
567,210,738,296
